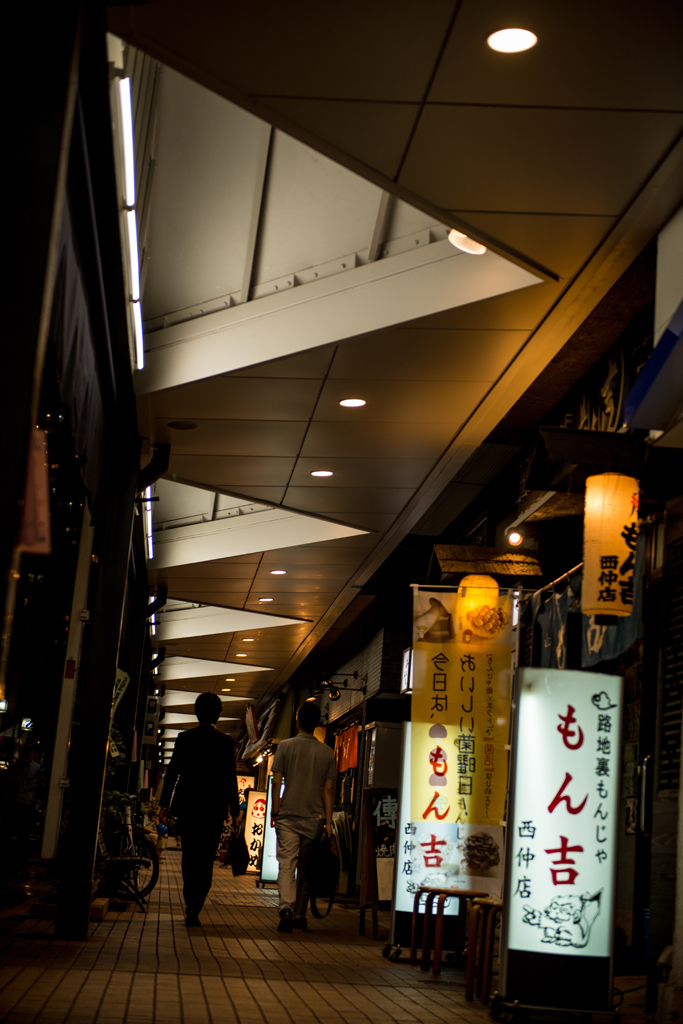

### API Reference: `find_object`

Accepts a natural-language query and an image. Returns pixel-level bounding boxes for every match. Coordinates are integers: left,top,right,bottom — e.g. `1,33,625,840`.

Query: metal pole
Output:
41,502,95,859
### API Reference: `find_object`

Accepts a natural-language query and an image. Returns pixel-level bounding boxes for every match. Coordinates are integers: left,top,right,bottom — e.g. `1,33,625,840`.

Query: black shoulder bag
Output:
305,835,340,919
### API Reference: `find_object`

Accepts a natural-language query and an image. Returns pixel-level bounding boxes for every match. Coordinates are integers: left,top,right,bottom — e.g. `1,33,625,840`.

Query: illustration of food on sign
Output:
460,831,501,872
414,597,455,643
465,603,508,639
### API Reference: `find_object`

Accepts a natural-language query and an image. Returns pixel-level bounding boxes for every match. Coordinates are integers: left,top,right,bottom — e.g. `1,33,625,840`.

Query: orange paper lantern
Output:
582,474,639,617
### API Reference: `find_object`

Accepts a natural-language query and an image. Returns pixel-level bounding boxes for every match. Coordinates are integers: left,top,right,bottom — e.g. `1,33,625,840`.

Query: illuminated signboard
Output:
393,723,504,920
500,668,622,1011
237,774,255,806
244,789,267,873
260,775,284,884
411,584,512,835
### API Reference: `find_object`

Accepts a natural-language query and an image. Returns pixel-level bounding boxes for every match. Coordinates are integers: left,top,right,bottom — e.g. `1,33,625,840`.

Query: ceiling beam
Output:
238,122,272,305
365,191,392,263
135,241,540,393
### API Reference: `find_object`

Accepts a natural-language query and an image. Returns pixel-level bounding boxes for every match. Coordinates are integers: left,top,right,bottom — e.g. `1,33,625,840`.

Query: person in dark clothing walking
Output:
160,692,239,927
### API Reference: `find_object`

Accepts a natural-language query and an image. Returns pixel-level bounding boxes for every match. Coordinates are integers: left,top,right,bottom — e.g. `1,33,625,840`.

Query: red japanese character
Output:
429,746,448,776
420,834,447,867
557,705,584,750
422,792,450,821
545,835,583,885
548,772,588,815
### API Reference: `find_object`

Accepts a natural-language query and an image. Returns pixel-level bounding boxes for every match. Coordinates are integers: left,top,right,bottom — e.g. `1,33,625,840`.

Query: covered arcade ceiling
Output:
107,0,683,740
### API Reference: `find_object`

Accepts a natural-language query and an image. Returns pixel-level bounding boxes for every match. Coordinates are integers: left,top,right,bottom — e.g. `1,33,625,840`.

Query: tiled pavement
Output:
0,849,495,1024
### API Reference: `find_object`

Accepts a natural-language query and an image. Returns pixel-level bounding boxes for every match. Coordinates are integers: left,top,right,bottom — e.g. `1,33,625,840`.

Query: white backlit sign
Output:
261,775,284,884
505,669,622,958
394,723,503,916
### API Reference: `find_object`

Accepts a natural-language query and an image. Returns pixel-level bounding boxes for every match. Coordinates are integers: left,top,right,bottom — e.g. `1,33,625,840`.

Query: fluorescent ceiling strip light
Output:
126,209,141,301
157,656,271,681
117,77,136,208
144,486,154,560
132,301,144,370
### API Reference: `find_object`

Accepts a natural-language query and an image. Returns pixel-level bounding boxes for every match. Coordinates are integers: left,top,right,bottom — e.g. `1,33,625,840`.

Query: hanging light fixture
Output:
457,574,506,643
582,474,639,618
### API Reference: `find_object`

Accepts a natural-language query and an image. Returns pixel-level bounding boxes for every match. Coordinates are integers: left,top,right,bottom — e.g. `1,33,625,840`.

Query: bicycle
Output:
95,797,159,912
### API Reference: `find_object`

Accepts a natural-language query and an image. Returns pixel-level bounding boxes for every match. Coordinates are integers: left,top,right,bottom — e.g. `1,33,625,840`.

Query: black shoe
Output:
277,909,293,933
185,909,201,927
291,916,308,930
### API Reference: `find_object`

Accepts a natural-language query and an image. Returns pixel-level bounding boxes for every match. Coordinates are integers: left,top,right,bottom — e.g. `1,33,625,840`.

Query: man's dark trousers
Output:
180,814,224,914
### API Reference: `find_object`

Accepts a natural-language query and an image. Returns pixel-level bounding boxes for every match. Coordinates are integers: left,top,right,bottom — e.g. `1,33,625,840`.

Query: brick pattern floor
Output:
0,850,493,1024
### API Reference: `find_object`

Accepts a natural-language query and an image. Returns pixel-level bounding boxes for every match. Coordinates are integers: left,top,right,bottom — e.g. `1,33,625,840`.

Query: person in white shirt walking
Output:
270,702,336,932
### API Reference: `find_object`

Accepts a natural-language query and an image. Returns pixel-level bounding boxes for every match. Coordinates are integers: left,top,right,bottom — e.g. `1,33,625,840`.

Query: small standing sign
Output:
500,668,622,1012
244,790,267,873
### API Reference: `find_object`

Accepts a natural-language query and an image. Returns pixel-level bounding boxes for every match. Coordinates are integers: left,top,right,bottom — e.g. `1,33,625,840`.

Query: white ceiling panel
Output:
400,107,683,216
160,422,308,457
429,0,683,111
162,711,240,726
312,380,491,422
149,376,322,421
300,421,455,460
158,657,270,682
252,130,383,285
161,689,245,705
142,67,271,318
329,327,530,381
152,503,367,569
154,605,304,642
137,244,540,393
166,454,296,486
288,458,432,489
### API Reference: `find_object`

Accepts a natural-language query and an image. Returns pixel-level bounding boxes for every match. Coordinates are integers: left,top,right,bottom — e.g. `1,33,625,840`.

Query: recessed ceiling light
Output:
448,229,487,255
236,653,247,657
487,28,537,53
259,597,274,603
508,530,523,546
311,470,333,477
225,678,235,681
221,688,231,692
242,638,255,642
339,399,366,408
270,570,286,575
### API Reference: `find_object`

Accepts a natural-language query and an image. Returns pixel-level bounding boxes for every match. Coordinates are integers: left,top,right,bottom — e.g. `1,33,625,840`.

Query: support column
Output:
41,503,95,860
55,449,138,939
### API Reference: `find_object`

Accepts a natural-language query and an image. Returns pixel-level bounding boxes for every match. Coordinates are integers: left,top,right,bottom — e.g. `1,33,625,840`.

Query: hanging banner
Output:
500,668,622,1011
411,581,513,829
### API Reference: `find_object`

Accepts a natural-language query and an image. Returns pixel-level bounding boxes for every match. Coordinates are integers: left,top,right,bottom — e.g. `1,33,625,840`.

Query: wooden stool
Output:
465,897,503,1003
410,886,488,976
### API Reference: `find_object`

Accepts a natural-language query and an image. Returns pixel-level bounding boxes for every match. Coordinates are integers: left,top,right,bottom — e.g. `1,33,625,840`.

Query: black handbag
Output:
227,829,249,876
305,835,340,919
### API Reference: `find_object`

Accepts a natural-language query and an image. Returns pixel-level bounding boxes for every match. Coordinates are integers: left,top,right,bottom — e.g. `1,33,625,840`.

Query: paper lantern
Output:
583,474,639,617
457,574,506,642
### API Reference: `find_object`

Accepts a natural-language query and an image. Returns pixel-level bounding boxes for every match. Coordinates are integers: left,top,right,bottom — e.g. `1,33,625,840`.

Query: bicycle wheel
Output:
103,827,160,898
